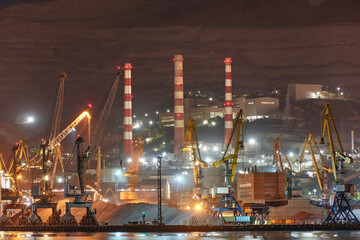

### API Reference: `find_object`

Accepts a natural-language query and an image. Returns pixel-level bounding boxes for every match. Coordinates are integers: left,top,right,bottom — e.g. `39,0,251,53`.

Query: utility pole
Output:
157,155,162,225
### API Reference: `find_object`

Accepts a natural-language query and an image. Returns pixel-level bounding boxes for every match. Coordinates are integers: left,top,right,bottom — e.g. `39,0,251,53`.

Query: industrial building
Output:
287,83,323,101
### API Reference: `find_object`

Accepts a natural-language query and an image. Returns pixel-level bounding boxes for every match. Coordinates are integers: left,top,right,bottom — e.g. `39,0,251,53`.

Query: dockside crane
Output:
298,132,331,205
62,67,123,226
28,109,91,225
183,117,211,212
273,138,295,173
211,109,247,220
319,104,359,224
0,141,30,225
273,138,301,199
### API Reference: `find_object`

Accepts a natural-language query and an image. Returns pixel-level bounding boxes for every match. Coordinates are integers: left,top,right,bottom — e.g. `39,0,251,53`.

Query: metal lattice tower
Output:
49,73,66,141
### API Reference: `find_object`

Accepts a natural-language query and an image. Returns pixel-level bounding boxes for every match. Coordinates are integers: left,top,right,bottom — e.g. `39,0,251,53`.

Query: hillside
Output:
0,0,359,149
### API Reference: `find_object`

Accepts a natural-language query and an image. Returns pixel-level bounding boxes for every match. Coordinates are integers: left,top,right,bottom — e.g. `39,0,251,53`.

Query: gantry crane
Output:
28,109,91,225
298,132,332,205
0,141,29,225
212,109,248,219
62,67,122,225
319,104,358,224
183,117,211,212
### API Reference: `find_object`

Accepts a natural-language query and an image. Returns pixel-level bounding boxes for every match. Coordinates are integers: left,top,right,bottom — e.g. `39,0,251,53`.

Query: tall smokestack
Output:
124,63,133,161
173,55,184,156
224,57,233,145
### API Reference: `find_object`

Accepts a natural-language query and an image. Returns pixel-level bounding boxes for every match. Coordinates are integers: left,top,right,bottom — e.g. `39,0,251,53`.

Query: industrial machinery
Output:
183,117,212,213
0,141,29,225
273,138,301,199
298,132,331,205
120,137,143,201
319,104,359,224
62,67,122,225
211,109,247,221
29,109,91,225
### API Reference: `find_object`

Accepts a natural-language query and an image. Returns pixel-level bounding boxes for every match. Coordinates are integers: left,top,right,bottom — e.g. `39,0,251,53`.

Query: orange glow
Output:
117,66,121,70
195,204,202,211
88,103,93,109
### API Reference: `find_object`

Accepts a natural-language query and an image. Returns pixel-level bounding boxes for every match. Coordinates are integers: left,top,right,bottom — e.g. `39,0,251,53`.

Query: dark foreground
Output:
0,224,359,232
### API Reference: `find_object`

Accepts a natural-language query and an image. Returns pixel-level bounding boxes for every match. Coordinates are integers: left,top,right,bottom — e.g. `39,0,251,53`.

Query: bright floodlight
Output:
176,176,183,182
127,158,132,163
289,152,294,157
115,170,121,176
249,138,256,144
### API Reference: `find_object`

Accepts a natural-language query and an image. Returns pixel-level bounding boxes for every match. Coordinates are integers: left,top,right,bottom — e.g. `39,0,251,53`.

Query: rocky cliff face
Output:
0,0,359,145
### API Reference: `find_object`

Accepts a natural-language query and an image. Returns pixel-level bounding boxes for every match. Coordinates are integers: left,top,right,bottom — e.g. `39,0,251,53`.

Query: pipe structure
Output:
173,55,184,156
224,57,234,145
124,63,133,161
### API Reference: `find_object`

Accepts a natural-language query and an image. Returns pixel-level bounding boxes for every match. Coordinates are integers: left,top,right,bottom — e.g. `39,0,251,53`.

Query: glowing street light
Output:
248,138,256,145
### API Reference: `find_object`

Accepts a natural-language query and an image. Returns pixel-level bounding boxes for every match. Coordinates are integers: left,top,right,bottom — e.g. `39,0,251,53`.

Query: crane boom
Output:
320,104,351,181
184,117,207,187
212,109,248,186
298,133,330,192
49,73,66,142
273,138,295,173
48,111,91,149
88,68,122,154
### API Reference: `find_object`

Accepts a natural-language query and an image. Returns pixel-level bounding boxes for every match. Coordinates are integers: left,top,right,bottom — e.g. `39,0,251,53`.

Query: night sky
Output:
0,0,359,147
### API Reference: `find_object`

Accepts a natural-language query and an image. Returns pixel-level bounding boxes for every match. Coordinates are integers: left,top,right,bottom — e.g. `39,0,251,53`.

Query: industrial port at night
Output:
1,0,360,239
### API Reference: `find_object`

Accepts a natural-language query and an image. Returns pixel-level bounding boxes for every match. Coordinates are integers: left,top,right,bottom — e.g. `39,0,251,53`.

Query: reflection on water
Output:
0,231,359,240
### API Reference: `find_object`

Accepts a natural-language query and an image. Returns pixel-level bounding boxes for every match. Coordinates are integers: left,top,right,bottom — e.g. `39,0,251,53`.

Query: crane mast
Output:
212,109,247,220
62,68,123,226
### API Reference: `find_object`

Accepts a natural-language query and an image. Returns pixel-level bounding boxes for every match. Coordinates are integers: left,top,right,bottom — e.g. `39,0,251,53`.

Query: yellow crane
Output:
212,109,248,186
320,104,352,181
211,109,247,219
183,117,212,212
298,132,332,203
0,140,30,225
273,138,295,173
183,117,207,188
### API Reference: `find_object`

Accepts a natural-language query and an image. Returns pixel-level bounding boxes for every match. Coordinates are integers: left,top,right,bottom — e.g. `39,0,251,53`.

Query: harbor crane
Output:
273,138,300,199
298,132,331,205
62,67,123,225
0,141,30,225
29,109,91,225
183,117,211,212
212,109,247,220
319,104,359,224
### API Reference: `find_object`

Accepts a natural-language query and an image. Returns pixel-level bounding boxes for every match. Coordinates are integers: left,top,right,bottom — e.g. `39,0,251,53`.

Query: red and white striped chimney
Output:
224,57,233,145
124,63,133,161
173,55,184,155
